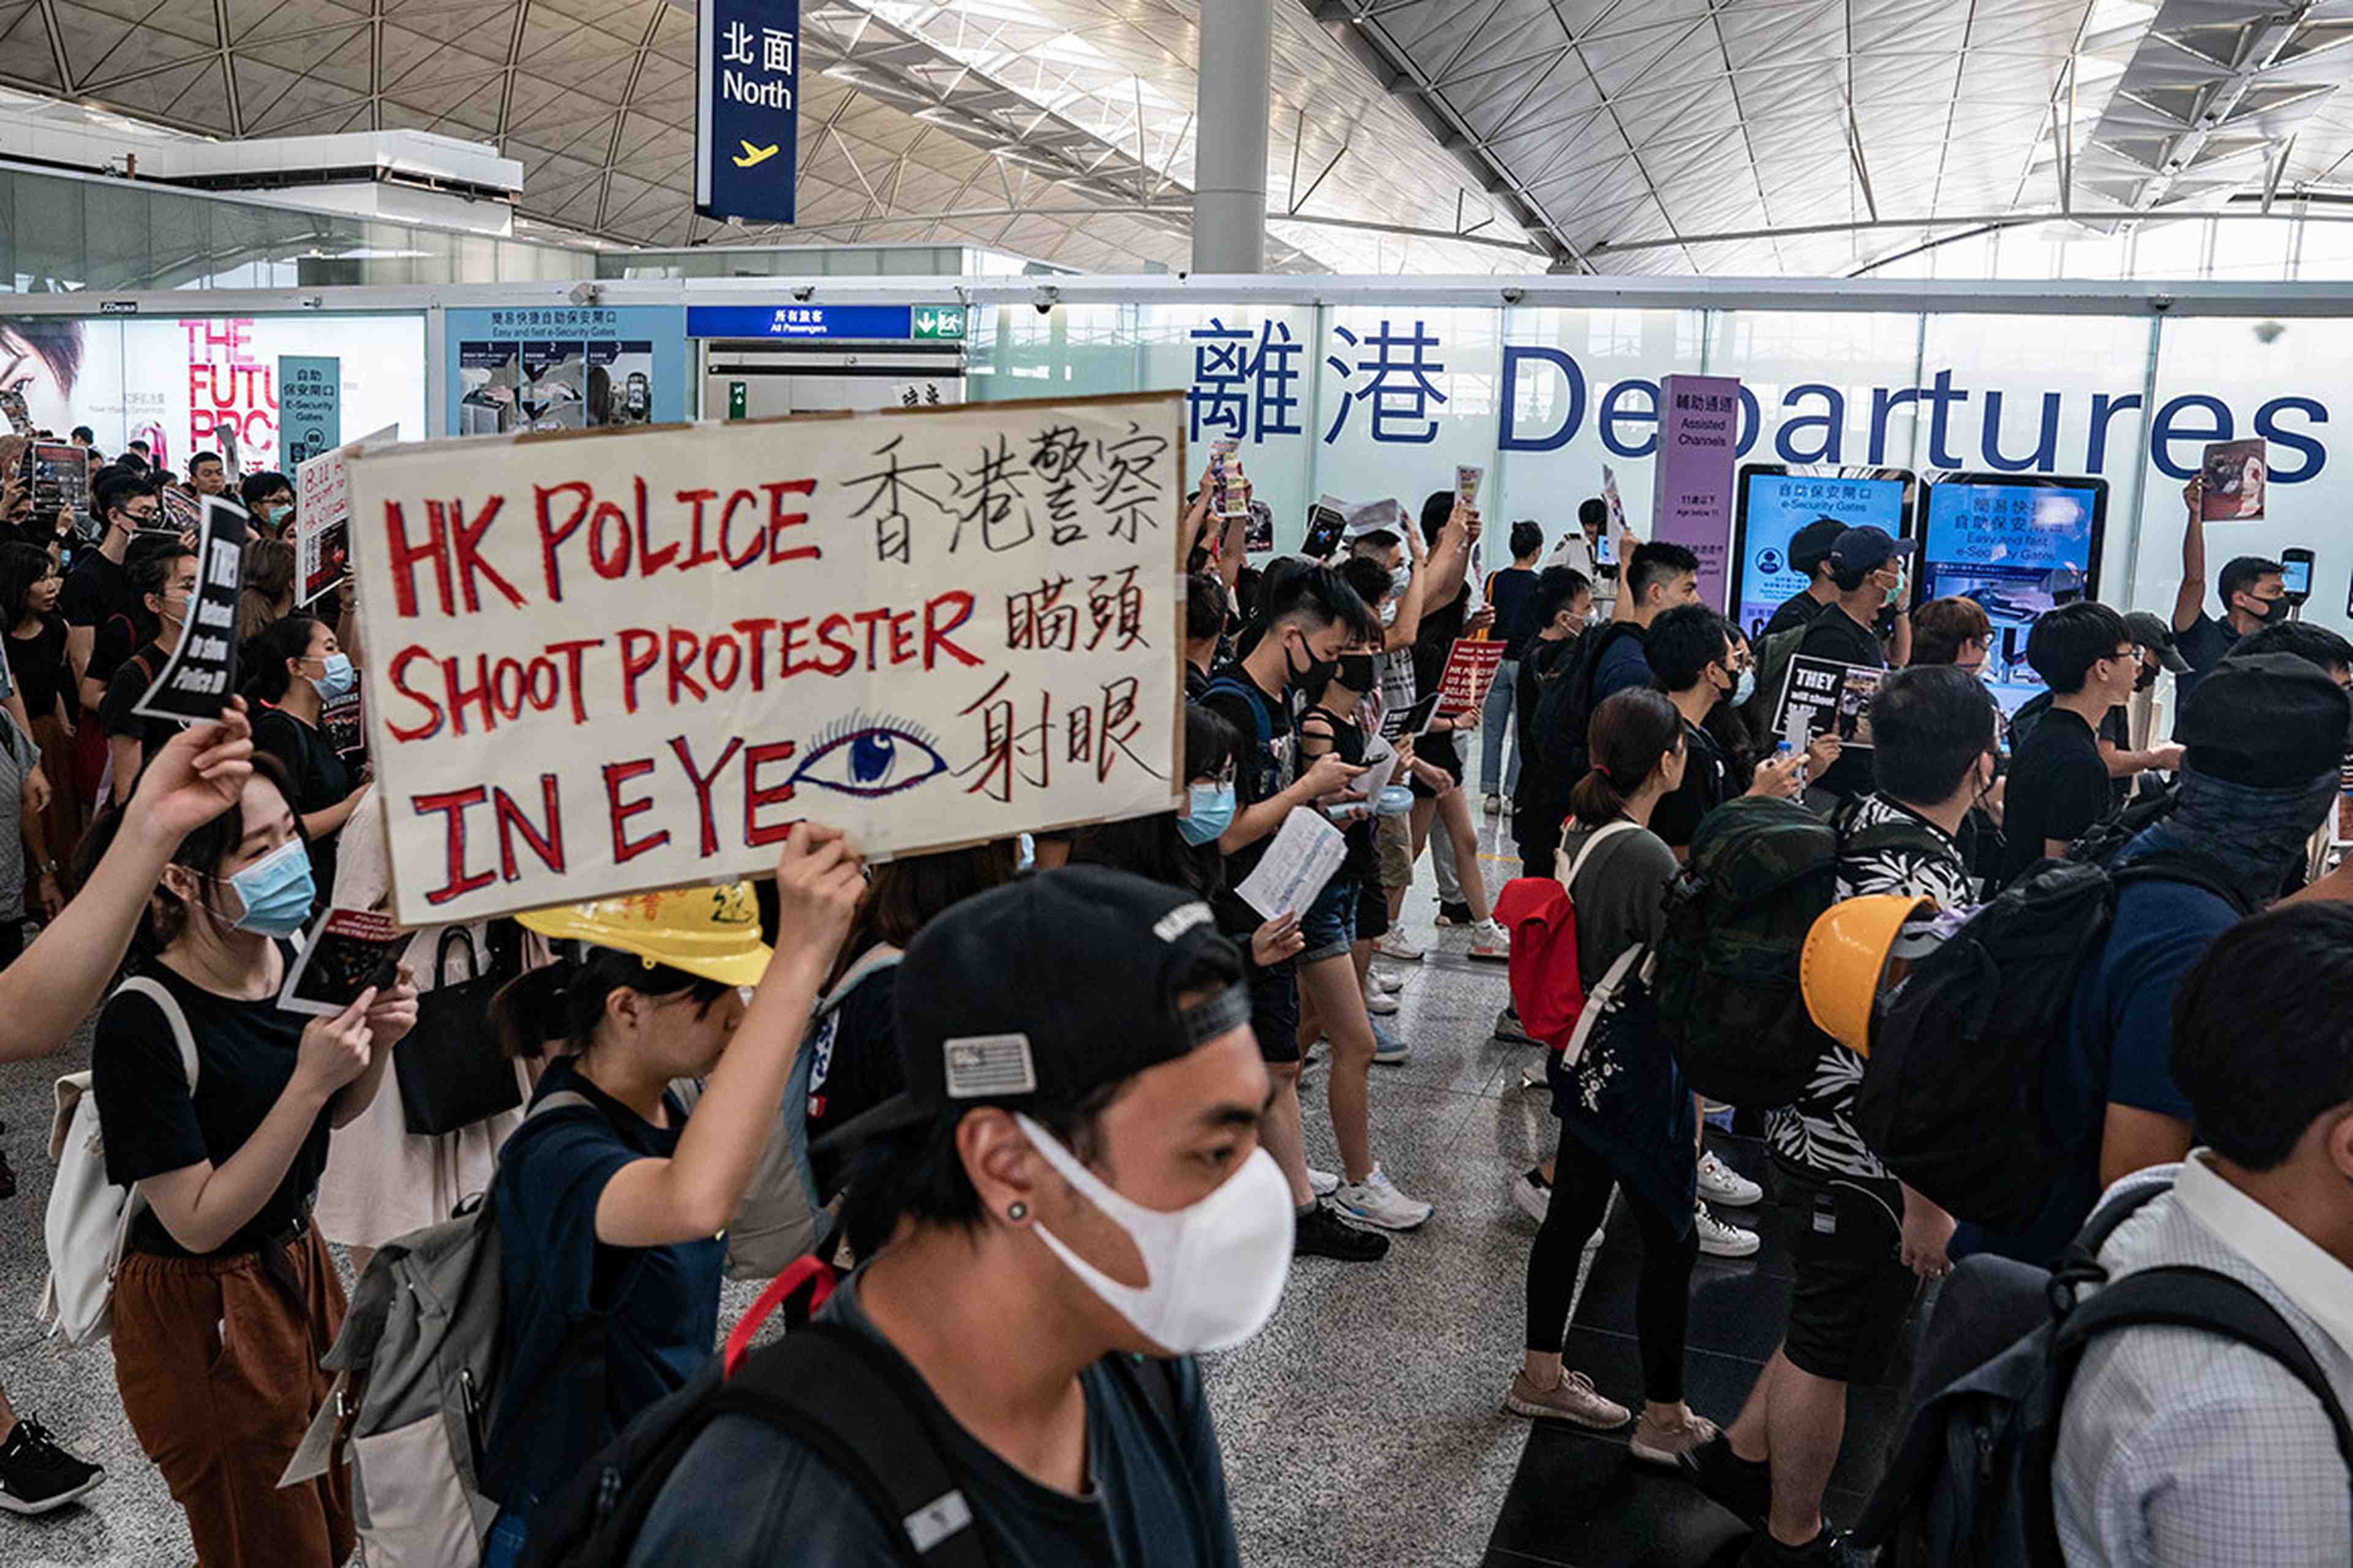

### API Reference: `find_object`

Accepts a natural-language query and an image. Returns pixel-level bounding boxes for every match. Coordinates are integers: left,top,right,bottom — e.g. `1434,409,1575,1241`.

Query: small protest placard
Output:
278,907,411,1017
1771,654,1882,750
1435,638,1505,716
2200,438,2266,521
296,423,396,607
132,496,246,725
26,442,89,534
157,486,201,537
348,392,1186,925
1302,495,1346,560
1235,806,1349,923
323,683,364,763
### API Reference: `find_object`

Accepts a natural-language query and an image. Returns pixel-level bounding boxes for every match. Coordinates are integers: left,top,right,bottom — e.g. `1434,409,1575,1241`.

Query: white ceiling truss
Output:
0,0,2349,276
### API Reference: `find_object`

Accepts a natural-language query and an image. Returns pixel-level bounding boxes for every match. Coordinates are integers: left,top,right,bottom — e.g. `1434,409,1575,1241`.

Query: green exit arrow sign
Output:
912,305,967,341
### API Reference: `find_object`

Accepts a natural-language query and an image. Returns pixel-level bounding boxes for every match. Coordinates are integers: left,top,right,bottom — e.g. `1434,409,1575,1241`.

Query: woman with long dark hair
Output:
1504,688,1716,1461
241,615,366,906
0,540,80,911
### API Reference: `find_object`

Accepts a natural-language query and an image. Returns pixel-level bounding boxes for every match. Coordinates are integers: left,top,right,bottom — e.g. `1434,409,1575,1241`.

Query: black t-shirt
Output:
2000,706,2112,884
1488,567,1540,659
803,956,901,1197
2170,611,2238,737
59,551,135,695
1651,718,1730,850
254,705,352,903
1300,703,1375,877
1794,605,1885,799
1184,662,1210,702
7,613,68,721
1762,589,1830,640
1515,634,1577,748
99,644,179,770
1199,666,1293,934
91,946,329,1257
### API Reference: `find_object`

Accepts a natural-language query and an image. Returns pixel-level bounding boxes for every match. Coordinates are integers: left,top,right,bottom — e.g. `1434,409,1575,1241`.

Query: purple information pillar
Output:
1651,373,1741,612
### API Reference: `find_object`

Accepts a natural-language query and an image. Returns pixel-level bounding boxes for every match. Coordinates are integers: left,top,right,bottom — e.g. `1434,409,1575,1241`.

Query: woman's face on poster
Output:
0,327,76,437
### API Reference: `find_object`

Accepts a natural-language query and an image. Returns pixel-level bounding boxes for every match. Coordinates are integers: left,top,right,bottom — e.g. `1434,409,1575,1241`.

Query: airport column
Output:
1191,0,1271,274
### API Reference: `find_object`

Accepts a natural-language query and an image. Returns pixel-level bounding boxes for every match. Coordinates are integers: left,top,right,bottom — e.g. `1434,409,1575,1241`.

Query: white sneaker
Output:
1375,931,1425,963
1483,793,1502,816
1511,1168,1552,1222
1308,1167,1339,1198
1333,1165,1434,1230
1696,1152,1762,1209
1370,967,1406,994
1694,1201,1760,1259
1363,985,1399,1015
1468,918,1510,963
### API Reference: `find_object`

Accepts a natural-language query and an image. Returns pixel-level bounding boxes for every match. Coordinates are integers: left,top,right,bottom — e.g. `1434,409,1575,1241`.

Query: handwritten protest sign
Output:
1434,638,1504,716
134,498,246,725
350,393,1186,925
1771,654,1881,751
297,423,397,605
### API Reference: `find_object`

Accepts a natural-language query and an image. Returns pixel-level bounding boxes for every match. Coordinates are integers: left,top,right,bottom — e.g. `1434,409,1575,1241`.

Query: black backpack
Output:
519,1259,1184,1568
1855,1176,2353,1567
1651,797,1946,1110
1515,621,1643,824
1854,847,2246,1232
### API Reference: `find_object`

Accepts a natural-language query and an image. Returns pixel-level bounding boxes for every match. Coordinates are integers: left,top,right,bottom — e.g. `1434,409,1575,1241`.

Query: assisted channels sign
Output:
349,392,1187,925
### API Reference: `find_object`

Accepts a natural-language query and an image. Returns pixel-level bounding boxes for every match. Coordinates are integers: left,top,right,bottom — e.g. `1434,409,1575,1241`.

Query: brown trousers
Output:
112,1226,357,1568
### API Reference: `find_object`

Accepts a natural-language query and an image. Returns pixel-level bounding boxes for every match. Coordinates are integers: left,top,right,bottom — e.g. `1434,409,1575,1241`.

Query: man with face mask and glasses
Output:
1686,665,1996,1567
625,868,1278,1566
2170,474,2290,728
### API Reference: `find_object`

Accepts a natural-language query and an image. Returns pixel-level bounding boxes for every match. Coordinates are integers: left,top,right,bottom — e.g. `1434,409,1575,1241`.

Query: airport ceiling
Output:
2,0,2350,275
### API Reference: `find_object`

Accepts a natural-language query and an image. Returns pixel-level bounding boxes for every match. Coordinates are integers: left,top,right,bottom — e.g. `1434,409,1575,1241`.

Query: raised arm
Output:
2173,477,2207,634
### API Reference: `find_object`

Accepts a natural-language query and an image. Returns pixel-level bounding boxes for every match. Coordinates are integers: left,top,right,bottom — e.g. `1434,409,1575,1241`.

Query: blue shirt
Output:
628,1270,1242,1567
1591,625,1654,703
487,1058,724,1515
1958,873,2238,1268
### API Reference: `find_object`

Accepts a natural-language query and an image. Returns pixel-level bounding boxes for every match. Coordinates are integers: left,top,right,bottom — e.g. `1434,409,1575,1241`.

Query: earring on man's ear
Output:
1007,1202,1028,1222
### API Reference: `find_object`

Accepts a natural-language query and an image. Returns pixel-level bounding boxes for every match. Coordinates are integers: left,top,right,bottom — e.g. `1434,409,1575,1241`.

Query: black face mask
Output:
1336,653,1378,693
1284,634,1338,697
2134,661,2159,692
2243,593,2289,625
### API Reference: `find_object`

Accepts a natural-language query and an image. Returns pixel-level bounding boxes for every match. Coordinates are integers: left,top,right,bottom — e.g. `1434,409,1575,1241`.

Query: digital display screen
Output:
1729,467,1915,642
2281,553,2311,598
1918,474,2107,720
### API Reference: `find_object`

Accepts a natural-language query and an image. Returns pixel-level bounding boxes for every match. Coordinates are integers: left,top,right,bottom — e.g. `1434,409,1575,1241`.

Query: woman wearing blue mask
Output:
83,752,419,1565
244,614,368,911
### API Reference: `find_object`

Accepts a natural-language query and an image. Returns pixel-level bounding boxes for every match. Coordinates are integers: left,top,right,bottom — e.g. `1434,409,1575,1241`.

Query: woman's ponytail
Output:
1567,687,1683,827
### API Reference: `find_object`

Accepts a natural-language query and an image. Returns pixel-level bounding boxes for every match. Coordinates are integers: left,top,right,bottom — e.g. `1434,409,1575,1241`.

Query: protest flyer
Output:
1243,498,1274,554
323,681,364,763
1210,437,1249,520
1236,806,1349,923
132,496,246,725
158,485,201,536
278,908,411,1017
26,442,89,534
1435,638,1505,716
1456,466,1482,508
296,425,396,605
1771,654,1882,750
1302,496,1346,559
348,392,1188,925
2200,438,2265,521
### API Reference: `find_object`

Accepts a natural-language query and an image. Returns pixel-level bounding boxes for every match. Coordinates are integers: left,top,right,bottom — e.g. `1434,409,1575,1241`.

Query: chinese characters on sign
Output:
346,393,1186,925
696,0,799,224
1651,373,1741,612
278,355,341,473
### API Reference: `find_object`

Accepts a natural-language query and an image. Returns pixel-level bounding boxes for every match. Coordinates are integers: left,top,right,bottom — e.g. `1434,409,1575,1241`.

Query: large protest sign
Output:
350,392,1187,925
134,497,247,724
1771,654,1881,752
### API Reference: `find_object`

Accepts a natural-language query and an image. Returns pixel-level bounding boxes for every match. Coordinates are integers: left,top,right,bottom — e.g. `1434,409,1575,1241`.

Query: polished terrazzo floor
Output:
0,818,1919,1567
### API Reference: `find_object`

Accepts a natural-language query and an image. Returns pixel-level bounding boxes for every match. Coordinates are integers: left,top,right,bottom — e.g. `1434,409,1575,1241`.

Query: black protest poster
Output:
133,496,248,725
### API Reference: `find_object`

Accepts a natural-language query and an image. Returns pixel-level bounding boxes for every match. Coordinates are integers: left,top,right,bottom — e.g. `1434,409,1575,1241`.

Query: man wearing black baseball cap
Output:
627,866,1279,1565
1759,517,1850,638
1792,525,1916,798
1960,653,2352,1268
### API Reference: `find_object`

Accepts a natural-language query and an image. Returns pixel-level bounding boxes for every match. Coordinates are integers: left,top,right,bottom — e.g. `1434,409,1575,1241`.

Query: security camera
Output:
1032,285,1060,315
2150,294,2175,313
2253,319,2286,345
1501,286,1525,305
568,281,601,308
792,284,816,302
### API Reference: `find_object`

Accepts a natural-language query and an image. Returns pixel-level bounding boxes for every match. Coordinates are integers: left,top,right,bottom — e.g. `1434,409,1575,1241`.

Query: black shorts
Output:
1248,956,1301,1065
1355,877,1390,942
1411,730,1464,799
1783,1172,1921,1385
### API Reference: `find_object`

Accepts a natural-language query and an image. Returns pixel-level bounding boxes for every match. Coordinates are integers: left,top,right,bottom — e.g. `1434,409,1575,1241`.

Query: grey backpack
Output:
281,1089,589,1568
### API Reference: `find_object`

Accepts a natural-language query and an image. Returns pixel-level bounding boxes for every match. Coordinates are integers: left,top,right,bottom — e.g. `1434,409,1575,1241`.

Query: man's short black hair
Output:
1266,561,1377,644
1419,490,1455,547
1533,565,1590,624
1626,539,1699,602
1184,571,1227,643
188,450,222,472
93,471,150,525
1644,604,1729,692
69,425,93,444
2219,555,2283,604
126,439,150,456
1577,497,1608,533
2234,620,2353,678
2172,902,2353,1170
1870,665,1999,806
1338,554,1392,612
1509,520,1543,560
2025,600,2129,694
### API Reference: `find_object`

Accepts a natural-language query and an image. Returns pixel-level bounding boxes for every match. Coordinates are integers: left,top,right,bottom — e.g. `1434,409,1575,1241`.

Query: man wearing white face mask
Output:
626,866,1275,1566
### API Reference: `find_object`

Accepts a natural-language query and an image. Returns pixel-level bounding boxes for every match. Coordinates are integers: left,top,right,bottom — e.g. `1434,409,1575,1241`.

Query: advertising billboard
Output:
1917,472,2109,718
1729,465,1917,641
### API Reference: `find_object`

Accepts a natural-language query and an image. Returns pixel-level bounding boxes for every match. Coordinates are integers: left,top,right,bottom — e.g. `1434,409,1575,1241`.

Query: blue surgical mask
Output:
213,838,316,937
1178,782,1236,846
1732,667,1757,707
308,651,355,705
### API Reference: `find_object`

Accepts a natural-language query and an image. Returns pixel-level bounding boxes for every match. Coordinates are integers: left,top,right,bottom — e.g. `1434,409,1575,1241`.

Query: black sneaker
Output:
1434,900,1474,926
1294,1202,1391,1262
1678,1433,1771,1526
1738,1523,1873,1568
0,1418,104,1515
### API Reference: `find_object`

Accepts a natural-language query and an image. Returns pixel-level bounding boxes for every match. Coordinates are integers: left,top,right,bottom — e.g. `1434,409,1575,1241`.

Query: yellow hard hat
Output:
1800,895,1933,1058
516,882,771,988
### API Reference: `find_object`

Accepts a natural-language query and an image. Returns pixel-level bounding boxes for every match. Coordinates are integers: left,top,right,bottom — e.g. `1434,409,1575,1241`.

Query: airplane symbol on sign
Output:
732,140,779,168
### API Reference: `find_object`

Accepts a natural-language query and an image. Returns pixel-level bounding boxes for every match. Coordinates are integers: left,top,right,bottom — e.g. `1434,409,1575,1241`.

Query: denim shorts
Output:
1300,874,1359,965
